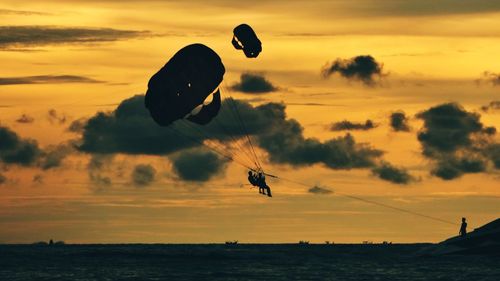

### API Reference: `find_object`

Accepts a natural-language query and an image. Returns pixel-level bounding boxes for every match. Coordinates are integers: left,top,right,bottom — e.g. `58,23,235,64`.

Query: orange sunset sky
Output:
0,0,499,243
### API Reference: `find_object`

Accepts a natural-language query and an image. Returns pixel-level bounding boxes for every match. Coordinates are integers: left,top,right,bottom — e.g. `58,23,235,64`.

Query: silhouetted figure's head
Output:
462,217,466,223
248,171,252,176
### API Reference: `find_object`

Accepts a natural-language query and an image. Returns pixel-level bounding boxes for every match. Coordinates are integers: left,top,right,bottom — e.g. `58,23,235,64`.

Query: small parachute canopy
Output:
145,43,225,126
232,24,262,58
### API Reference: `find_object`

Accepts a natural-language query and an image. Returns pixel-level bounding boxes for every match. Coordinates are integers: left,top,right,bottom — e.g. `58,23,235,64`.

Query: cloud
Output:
480,101,500,112
0,173,6,185
390,111,410,132
484,144,500,169
77,95,198,155
432,156,486,180
32,174,44,184
308,185,333,195
330,120,376,131
90,174,112,189
47,109,67,124
0,75,103,85
16,114,34,124
132,164,156,187
87,154,113,188
78,95,384,173
0,26,150,50
258,125,383,169
416,103,494,156
171,149,229,182
372,162,413,184
476,71,500,86
0,125,41,166
39,144,73,170
230,73,278,94
0,9,48,16
321,55,384,86
68,118,88,133
416,103,498,179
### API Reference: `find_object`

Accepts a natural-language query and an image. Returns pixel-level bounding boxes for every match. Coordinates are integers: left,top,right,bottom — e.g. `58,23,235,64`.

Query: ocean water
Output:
0,244,499,280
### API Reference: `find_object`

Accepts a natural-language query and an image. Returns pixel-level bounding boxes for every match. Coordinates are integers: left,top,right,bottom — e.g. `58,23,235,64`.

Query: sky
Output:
0,0,499,244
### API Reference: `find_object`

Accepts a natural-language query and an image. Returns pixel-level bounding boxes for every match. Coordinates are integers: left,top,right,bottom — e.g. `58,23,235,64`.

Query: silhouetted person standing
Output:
459,217,467,237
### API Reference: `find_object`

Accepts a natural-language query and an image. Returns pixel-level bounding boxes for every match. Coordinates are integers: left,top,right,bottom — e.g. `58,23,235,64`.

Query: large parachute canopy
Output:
145,43,225,126
232,24,262,58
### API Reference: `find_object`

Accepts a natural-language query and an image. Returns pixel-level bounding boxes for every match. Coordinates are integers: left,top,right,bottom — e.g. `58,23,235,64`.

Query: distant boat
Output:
362,241,373,244
298,241,309,244
325,241,334,245
225,240,238,245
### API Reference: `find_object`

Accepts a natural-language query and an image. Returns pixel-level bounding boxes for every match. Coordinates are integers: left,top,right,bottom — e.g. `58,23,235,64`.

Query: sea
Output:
1,244,499,280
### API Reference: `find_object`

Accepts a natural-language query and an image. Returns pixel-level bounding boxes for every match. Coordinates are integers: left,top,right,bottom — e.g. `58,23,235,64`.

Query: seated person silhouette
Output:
459,217,467,237
248,171,259,189
247,170,272,197
256,172,272,197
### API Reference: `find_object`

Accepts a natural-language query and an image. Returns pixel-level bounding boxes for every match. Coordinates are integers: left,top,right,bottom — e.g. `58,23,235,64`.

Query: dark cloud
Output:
416,103,493,155
90,174,112,189
308,185,333,195
39,144,73,170
417,103,498,179
16,114,35,124
330,120,376,131
230,73,278,94
480,101,500,112
171,149,228,182
484,144,500,169
47,109,67,124
32,174,44,184
87,154,113,188
432,156,486,180
372,162,413,184
0,75,103,85
259,127,382,169
0,125,41,166
68,118,88,133
78,95,383,173
77,95,198,155
132,164,156,187
390,111,410,132
476,71,500,86
0,26,150,50
321,55,384,86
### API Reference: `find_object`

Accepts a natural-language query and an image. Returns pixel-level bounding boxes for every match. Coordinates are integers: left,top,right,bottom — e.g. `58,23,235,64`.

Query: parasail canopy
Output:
232,24,262,58
145,43,225,126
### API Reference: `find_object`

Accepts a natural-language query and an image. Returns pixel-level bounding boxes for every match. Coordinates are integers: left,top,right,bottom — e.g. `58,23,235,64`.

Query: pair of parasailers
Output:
248,171,272,197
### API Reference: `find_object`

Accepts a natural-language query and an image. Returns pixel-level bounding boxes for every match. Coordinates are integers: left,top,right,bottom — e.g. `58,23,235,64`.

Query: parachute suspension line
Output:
175,120,254,169
272,176,458,226
229,97,261,170
222,82,263,171
177,119,235,158
165,125,254,171
228,96,262,170
214,82,261,170
190,118,259,170
210,116,259,169
214,84,259,168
